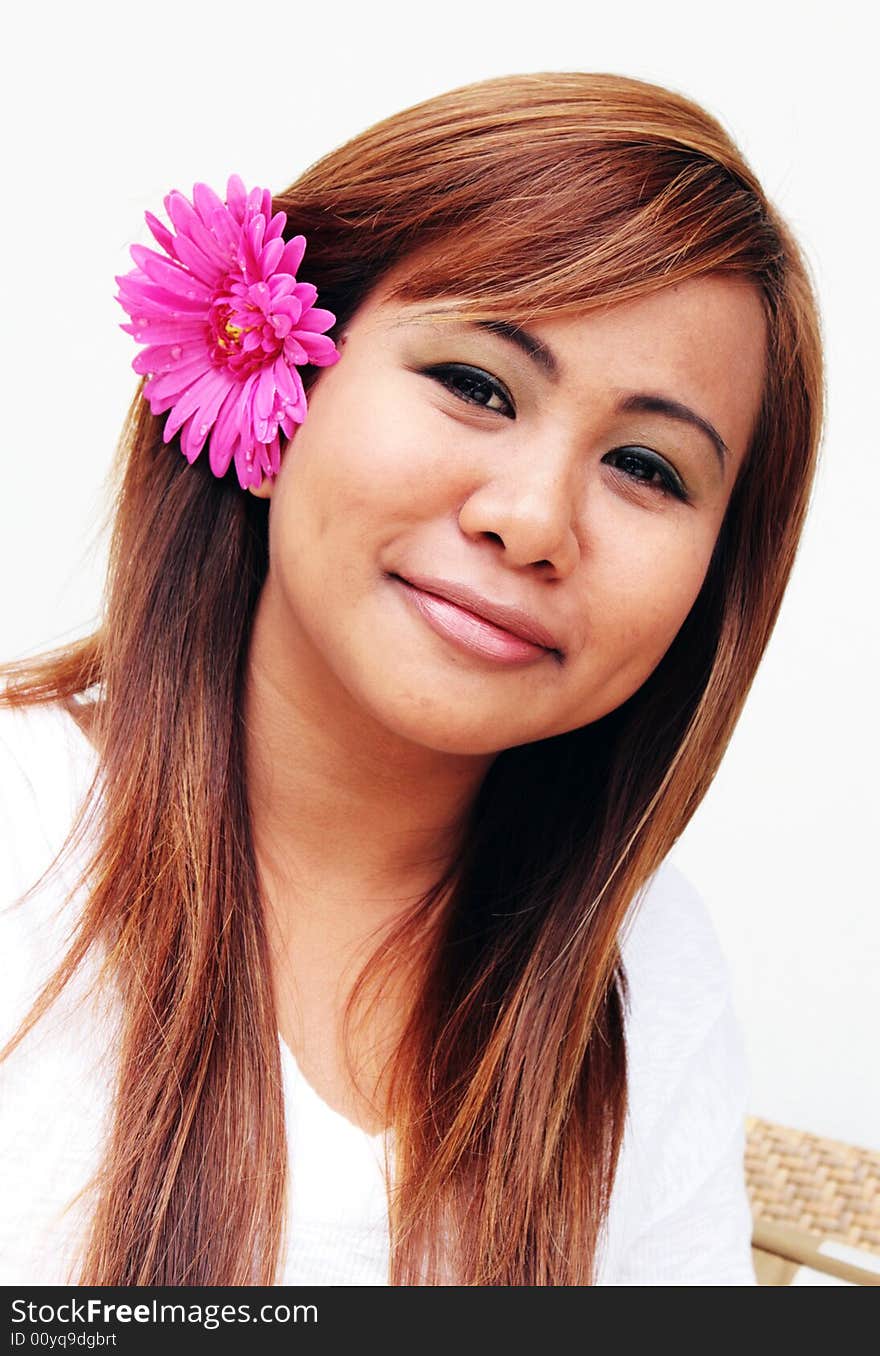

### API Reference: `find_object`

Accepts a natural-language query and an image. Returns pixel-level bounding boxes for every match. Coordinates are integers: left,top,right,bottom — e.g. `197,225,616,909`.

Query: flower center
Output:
212,310,247,354
208,282,285,380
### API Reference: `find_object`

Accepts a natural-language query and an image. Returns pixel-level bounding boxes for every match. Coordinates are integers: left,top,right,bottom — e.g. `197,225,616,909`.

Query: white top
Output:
0,699,757,1286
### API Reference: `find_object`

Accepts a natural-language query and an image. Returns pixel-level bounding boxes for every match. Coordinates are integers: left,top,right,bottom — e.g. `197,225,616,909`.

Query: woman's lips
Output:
392,576,556,666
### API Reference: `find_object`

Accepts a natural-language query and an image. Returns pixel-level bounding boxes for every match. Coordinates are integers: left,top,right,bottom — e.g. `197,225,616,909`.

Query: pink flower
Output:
115,175,340,490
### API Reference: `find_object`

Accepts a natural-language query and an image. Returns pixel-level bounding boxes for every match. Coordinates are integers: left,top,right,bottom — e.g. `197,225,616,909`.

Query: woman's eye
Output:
603,446,687,501
423,364,514,417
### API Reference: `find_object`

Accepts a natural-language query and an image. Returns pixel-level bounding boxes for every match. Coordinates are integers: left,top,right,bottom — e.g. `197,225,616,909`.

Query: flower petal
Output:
164,191,202,242
265,210,287,242
144,210,176,257
192,181,225,227
168,233,226,287
122,319,209,345
254,365,277,421
279,236,306,277
180,413,206,464
225,174,248,222
132,340,207,375
269,294,302,323
207,398,239,475
129,244,213,300
294,331,342,365
234,440,262,490
117,278,210,315
272,355,301,404
297,305,337,333
257,433,282,479
260,235,285,279
291,281,318,312
144,356,210,401
282,335,309,364
163,368,231,439
211,376,250,469
210,206,242,260
267,273,297,301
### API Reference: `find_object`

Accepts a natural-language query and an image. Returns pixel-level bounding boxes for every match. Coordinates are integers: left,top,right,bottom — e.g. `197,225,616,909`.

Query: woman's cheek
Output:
564,543,712,714
344,416,462,518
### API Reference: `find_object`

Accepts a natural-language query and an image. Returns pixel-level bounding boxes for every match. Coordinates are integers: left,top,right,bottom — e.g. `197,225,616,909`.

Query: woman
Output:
0,70,823,1285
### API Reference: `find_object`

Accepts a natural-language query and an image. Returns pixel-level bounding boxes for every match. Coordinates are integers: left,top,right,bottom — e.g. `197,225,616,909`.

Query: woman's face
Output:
250,265,767,756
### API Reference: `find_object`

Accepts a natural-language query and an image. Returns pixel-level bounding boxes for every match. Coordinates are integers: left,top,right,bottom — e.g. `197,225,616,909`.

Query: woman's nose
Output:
456,439,583,575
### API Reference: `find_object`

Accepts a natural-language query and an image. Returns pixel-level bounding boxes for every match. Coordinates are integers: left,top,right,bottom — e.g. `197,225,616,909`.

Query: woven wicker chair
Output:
745,1116,880,1286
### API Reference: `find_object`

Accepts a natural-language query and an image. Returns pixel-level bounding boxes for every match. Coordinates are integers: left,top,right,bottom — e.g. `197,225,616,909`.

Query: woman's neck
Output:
241,575,491,1129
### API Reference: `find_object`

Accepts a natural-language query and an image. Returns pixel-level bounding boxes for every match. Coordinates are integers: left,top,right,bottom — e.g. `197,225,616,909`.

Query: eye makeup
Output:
421,363,514,417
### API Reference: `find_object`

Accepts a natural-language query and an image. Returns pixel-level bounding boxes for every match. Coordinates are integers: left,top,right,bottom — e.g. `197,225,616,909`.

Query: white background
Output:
1,1,877,1149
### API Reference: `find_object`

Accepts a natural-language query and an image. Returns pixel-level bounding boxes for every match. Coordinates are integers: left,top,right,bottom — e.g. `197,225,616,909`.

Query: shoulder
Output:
619,856,735,1042
616,857,747,1137
0,697,99,873
0,700,112,1284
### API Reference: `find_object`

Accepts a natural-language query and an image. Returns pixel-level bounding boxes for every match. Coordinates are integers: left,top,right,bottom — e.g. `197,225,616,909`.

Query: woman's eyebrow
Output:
472,319,560,380
616,392,730,472
396,313,559,377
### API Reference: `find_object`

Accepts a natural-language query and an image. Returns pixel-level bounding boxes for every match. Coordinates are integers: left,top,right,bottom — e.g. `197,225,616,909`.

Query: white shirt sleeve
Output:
596,860,757,1286
605,999,757,1284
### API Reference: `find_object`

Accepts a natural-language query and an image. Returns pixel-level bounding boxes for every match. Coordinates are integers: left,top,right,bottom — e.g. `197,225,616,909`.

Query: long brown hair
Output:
0,71,824,1284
